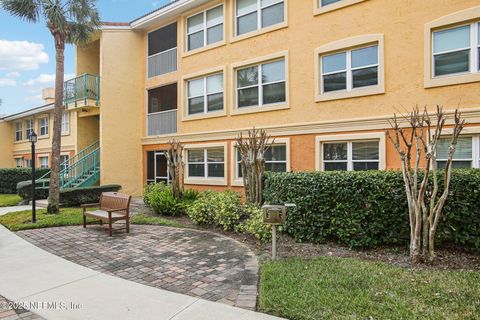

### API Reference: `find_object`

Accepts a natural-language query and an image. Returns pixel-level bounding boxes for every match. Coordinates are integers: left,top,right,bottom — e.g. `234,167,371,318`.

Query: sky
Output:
0,0,171,116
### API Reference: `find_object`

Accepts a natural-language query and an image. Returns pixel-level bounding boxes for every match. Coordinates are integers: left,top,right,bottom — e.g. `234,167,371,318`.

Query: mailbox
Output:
262,205,286,225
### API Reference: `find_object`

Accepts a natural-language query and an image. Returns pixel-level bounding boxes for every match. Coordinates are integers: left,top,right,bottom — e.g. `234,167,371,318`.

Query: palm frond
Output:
0,0,41,22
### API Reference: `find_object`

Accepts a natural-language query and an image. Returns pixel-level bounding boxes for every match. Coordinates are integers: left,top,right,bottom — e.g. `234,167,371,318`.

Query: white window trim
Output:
185,4,224,53
231,0,288,43
314,34,385,102
432,23,479,80
15,121,23,142
424,6,480,88
231,138,290,186
314,0,368,16
15,157,24,168
25,118,33,140
436,135,480,169
39,156,49,169
184,142,228,186
315,132,386,171
230,51,290,115
321,44,379,94
181,66,227,121
187,74,224,116
38,116,49,138
61,111,70,135
235,0,285,36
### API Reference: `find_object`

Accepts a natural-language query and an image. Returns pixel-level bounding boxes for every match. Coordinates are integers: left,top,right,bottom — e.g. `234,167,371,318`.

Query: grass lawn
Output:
130,214,184,228
0,209,184,231
0,208,90,231
259,257,480,320
0,194,22,207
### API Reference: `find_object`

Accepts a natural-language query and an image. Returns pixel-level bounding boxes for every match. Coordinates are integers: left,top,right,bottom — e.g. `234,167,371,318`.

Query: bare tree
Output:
166,140,184,200
387,106,465,263
236,128,273,205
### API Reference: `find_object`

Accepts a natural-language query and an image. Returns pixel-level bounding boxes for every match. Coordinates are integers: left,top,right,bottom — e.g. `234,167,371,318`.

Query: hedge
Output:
17,181,122,207
263,170,480,251
0,168,50,194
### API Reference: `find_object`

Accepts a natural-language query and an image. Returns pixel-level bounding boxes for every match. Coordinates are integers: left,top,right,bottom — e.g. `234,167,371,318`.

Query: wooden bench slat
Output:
82,192,132,236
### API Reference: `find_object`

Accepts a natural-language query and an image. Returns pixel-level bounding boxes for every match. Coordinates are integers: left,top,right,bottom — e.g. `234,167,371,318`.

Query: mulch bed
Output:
137,210,480,271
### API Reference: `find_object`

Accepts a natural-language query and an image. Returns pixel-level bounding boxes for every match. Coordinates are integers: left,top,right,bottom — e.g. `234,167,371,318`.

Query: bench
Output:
81,192,132,236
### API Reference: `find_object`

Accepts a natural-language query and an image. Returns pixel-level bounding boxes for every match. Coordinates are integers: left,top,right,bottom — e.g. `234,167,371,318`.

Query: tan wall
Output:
76,114,100,152
142,0,480,136
11,110,76,158
99,29,145,195
76,40,100,76
78,0,480,193
0,121,13,168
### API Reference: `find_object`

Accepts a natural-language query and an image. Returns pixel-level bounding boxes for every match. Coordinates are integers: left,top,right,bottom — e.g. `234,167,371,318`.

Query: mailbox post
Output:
262,204,295,260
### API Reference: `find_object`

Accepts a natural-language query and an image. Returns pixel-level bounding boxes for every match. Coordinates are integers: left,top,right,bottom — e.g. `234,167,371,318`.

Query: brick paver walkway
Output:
0,295,44,320
17,225,259,310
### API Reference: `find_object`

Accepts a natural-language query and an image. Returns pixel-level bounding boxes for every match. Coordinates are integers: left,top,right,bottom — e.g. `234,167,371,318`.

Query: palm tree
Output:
1,0,100,213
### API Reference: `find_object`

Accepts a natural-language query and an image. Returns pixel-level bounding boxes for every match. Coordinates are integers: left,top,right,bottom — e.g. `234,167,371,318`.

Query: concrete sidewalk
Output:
0,225,283,320
0,206,31,216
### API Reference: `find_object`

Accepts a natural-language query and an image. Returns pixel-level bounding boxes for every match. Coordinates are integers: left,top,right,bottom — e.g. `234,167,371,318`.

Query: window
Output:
187,5,223,51
60,155,69,172
321,45,378,93
236,144,287,178
436,137,478,168
187,147,225,179
432,23,479,77
61,112,69,134
236,0,285,36
321,0,341,6
24,159,32,168
39,117,49,136
25,119,33,140
237,59,286,108
15,158,23,168
322,141,379,171
39,156,49,169
15,122,22,141
187,73,223,115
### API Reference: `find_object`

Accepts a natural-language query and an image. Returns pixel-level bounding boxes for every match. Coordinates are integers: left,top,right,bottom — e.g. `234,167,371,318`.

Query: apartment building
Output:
0,87,99,176
67,0,480,195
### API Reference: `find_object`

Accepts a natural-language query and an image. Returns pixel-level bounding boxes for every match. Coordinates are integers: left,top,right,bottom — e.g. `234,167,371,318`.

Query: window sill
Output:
231,178,244,187
61,132,70,137
313,0,369,16
316,85,384,102
181,41,226,58
424,73,480,89
38,135,49,140
182,110,227,122
231,103,289,116
185,177,227,186
231,22,288,44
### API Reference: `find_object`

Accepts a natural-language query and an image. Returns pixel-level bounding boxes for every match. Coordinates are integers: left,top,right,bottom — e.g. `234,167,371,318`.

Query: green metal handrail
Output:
64,73,100,107
60,147,100,189
36,140,100,190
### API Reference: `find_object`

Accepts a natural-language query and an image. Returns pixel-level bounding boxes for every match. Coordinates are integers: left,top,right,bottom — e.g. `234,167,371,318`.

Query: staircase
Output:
37,141,100,190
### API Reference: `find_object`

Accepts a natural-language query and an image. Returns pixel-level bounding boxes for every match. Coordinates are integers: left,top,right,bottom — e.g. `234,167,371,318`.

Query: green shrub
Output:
143,182,183,216
16,181,121,206
186,190,244,229
213,190,244,230
182,188,199,202
186,190,218,225
263,170,480,250
237,204,271,242
0,168,49,194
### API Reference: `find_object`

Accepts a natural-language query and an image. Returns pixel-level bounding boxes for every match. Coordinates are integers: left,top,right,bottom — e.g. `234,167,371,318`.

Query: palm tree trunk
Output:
47,37,65,214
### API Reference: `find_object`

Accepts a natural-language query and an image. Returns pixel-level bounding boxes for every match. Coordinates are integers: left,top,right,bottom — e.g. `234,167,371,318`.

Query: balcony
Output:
148,48,178,78
64,74,100,109
147,109,177,136
146,83,177,136
147,22,177,78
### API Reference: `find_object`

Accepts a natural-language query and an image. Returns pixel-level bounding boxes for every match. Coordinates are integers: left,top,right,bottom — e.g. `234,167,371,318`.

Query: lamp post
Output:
29,130,38,223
